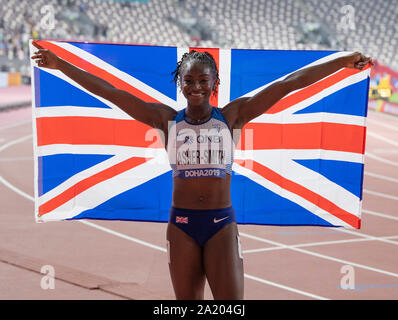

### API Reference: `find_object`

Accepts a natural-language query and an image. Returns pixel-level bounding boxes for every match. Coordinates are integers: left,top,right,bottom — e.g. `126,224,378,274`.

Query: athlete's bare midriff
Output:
171,174,232,210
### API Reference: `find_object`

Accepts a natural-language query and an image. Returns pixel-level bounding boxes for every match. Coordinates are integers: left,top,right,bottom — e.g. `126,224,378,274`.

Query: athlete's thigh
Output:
166,222,206,300
203,222,244,299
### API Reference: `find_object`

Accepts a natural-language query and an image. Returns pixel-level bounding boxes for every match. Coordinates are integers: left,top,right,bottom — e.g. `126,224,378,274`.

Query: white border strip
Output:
218,48,231,108
30,40,39,220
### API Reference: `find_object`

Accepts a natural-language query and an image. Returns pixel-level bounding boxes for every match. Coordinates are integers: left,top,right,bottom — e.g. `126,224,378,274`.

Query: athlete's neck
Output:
185,104,213,123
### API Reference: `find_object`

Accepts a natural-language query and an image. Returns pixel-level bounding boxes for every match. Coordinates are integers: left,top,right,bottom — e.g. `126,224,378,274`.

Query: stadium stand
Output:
0,0,397,84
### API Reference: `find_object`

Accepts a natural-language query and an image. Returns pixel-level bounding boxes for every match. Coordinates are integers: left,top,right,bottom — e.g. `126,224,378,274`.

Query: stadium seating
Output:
0,0,396,76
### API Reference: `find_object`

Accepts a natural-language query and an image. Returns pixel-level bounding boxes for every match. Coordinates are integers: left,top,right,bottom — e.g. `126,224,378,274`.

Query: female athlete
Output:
31,41,372,299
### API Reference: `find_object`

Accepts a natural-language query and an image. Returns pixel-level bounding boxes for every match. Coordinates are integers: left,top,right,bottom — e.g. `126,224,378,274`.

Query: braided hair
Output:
171,50,220,96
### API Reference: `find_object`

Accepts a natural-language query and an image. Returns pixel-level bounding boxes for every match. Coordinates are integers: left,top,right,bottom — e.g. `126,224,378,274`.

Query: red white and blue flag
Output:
30,40,370,228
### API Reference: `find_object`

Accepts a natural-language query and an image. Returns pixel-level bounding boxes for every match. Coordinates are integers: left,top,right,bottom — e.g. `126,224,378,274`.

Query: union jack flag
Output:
30,40,370,228
176,216,189,224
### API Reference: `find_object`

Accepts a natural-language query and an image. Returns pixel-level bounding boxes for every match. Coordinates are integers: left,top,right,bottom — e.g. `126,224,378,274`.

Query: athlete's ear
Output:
212,79,219,97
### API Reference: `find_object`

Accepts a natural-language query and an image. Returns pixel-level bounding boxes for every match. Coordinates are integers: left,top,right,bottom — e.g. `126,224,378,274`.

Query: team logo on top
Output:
184,135,194,144
212,123,222,133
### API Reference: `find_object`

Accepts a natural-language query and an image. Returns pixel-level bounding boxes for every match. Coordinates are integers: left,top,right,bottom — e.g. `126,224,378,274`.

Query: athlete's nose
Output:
193,81,201,90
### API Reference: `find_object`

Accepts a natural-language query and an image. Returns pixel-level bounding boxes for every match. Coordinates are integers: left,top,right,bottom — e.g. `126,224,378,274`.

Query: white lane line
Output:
0,119,32,132
367,118,398,132
365,152,398,167
0,157,32,162
363,189,398,201
0,176,34,201
244,274,329,300
243,238,369,254
0,174,327,300
244,235,398,252
362,209,398,221
243,235,398,254
365,171,398,184
239,232,398,278
368,110,398,121
367,131,398,148
333,228,398,246
0,134,32,153
372,149,398,154
79,220,167,253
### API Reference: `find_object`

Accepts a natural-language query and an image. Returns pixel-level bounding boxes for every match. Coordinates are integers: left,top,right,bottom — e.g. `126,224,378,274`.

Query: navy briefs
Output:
169,206,236,247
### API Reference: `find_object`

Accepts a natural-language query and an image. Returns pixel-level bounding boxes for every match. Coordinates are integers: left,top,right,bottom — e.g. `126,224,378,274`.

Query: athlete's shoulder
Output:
220,97,250,130
153,103,178,131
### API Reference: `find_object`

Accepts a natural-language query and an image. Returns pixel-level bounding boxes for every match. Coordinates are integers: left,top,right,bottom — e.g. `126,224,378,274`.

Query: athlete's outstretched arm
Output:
225,52,372,129
30,41,175,129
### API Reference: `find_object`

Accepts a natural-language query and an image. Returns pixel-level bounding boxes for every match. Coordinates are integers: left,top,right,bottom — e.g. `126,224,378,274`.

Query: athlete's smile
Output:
181,62,215,106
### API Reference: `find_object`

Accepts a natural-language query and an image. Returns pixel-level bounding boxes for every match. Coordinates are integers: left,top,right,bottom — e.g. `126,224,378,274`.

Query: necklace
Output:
186,108,212,124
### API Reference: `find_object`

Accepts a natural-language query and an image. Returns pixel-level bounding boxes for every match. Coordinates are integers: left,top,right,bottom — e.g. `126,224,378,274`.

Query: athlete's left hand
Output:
344,52,373,70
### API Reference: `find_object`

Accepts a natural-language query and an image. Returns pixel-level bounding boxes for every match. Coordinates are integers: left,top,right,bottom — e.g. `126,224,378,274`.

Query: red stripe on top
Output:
266,65,371,114
236,122,366,154
36,117,165,149
189,47,219,107
38,156,148,217
35,40,159,103
235,159,360,228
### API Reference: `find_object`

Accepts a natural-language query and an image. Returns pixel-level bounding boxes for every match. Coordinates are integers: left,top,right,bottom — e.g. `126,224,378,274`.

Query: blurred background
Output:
0,0,397,112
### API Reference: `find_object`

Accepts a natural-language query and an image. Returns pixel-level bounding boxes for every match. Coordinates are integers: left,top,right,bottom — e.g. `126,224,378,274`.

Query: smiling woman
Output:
171,51,220,123
31,40,372,300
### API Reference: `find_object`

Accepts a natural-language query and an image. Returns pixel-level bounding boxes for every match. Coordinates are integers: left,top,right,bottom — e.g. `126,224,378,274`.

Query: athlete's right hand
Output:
30,41,59,69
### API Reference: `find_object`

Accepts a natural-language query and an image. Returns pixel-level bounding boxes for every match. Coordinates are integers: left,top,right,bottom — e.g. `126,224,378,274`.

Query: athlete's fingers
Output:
32,41,44,50
33,49,48,54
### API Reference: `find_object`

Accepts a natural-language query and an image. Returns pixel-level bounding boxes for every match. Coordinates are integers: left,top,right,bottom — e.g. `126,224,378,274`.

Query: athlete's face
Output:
180,61,215,107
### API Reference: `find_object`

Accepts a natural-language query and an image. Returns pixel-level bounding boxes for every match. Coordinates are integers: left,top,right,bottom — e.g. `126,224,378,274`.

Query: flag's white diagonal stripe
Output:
277,69,370,116
39,155,172,222
38,148,169,206
37,144,167,158
246,69,370,124
239,51,354,99
51,41,178,108
256,152,361,216
232,162,353,228
36,68,128,116
38,153,131,206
